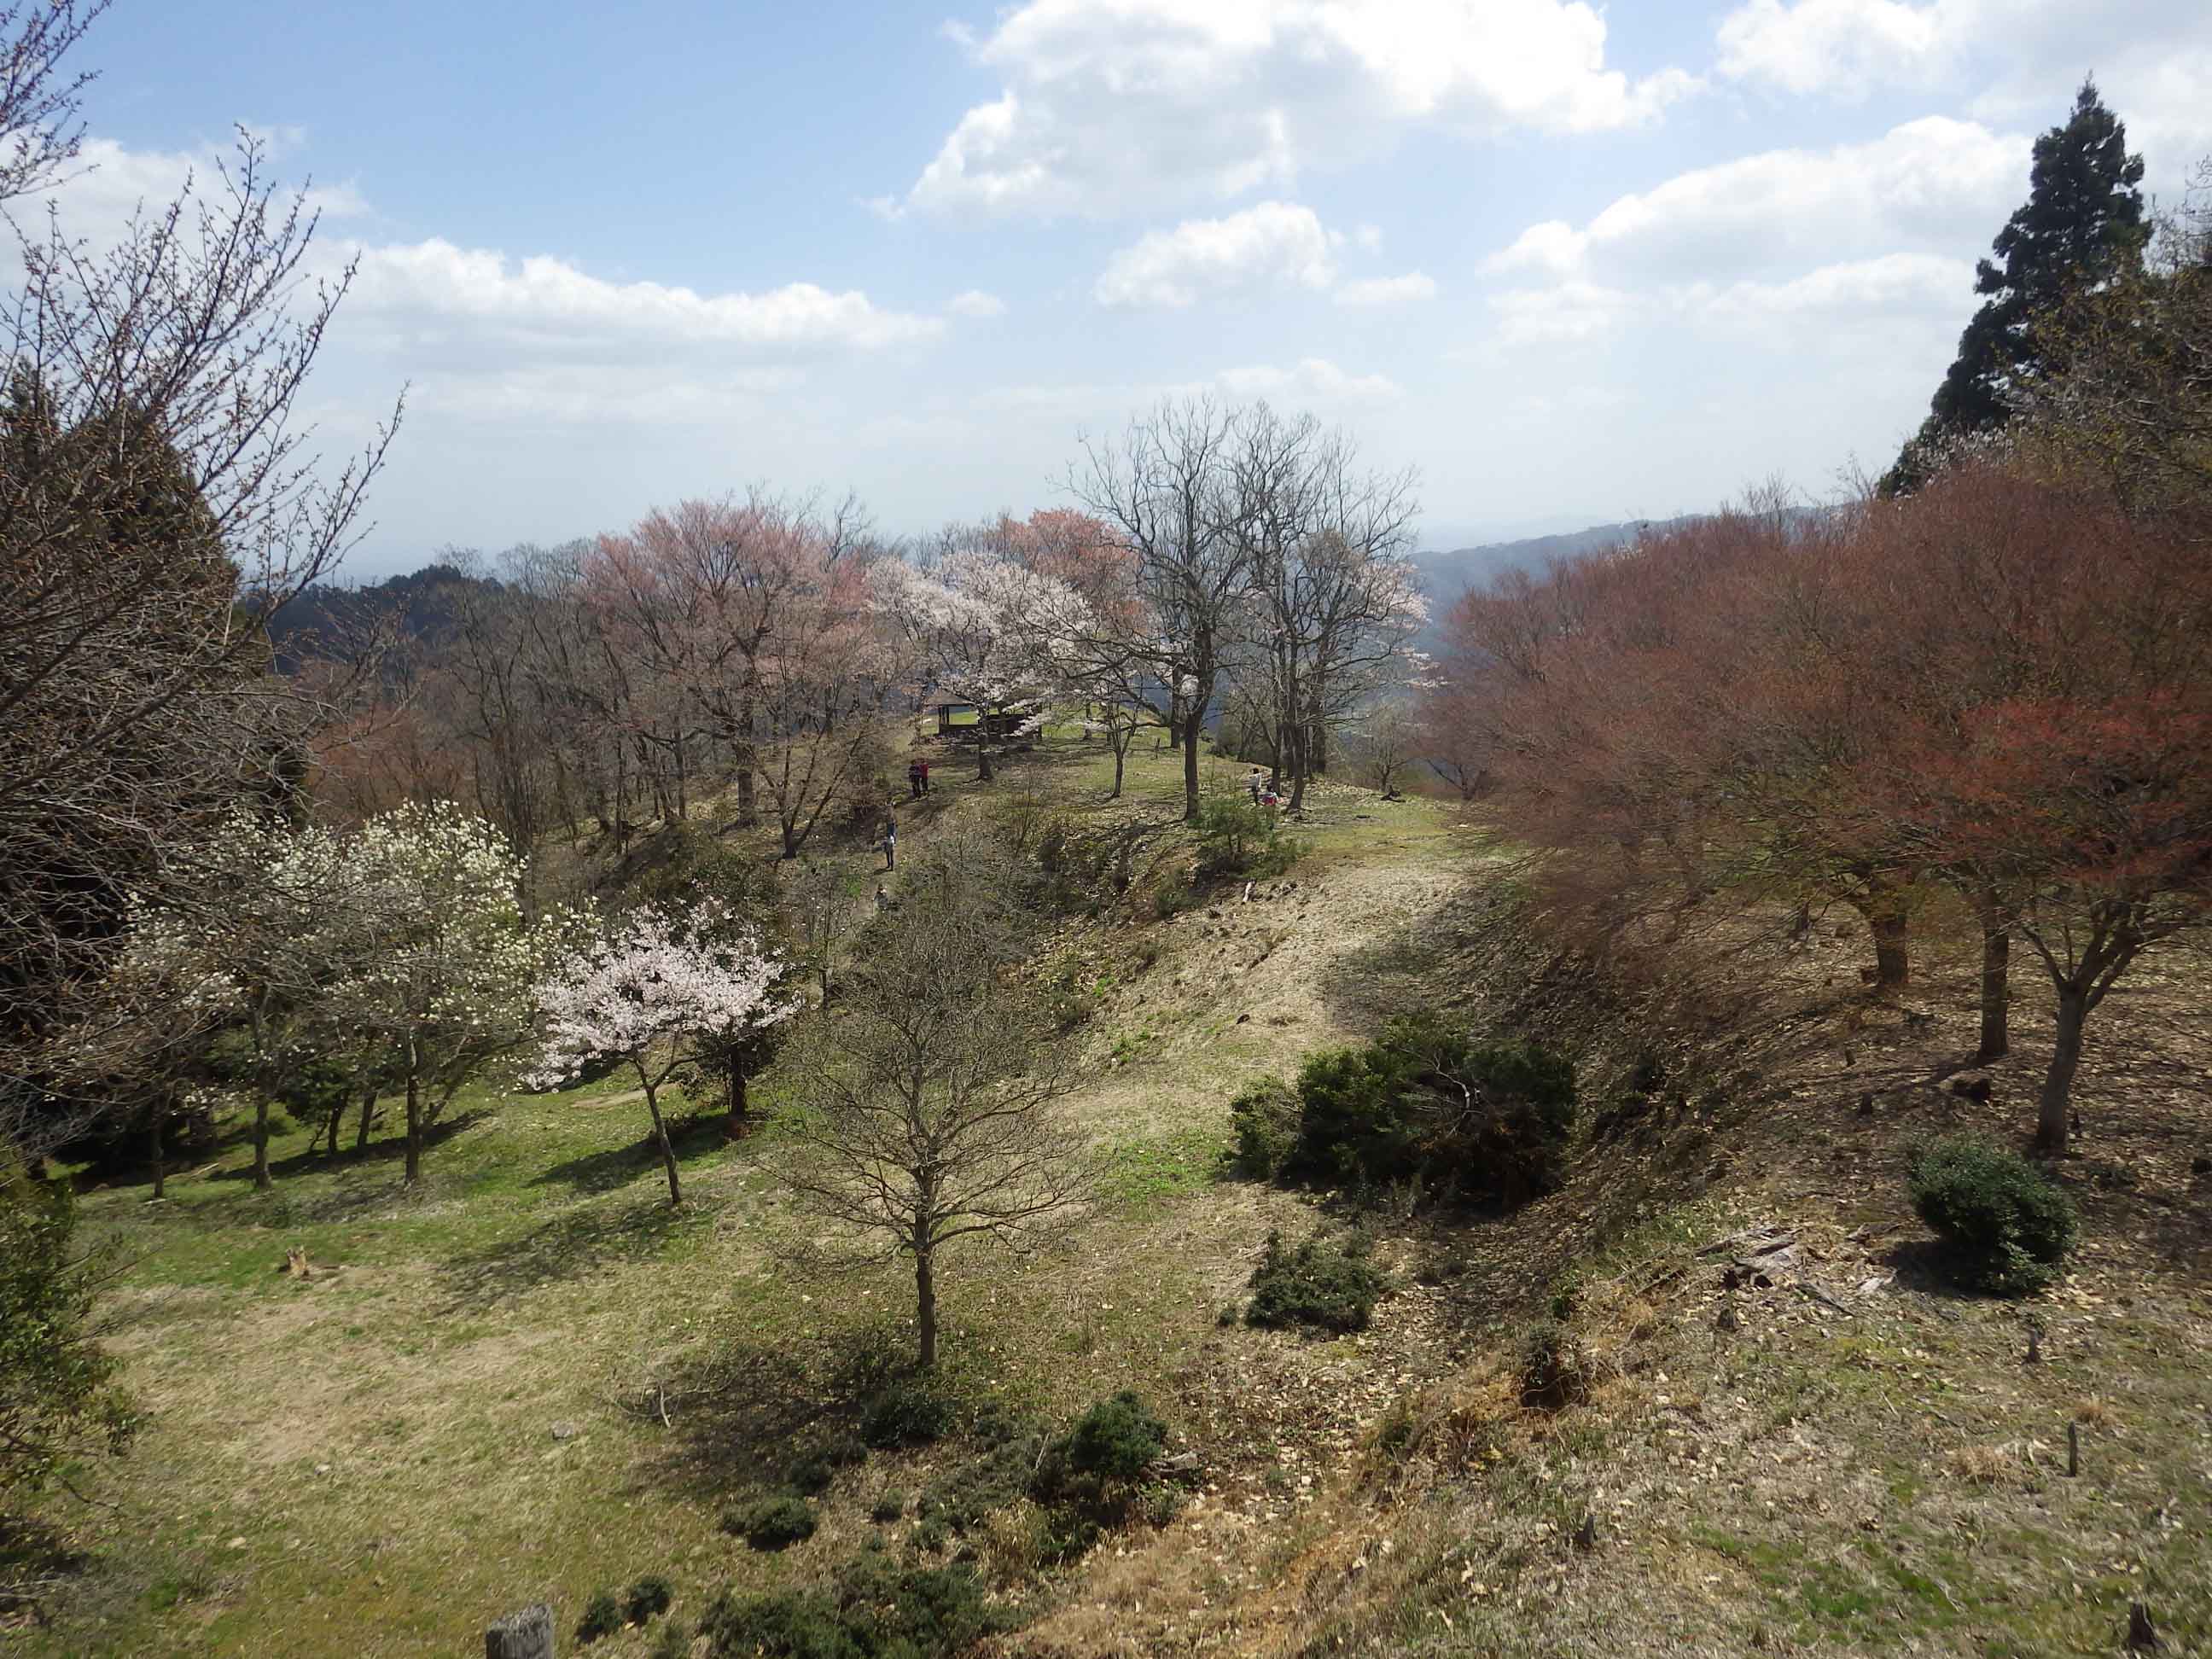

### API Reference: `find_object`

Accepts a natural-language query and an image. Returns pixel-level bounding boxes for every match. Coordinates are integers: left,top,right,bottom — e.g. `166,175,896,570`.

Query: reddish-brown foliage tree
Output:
1429,461,2212,1155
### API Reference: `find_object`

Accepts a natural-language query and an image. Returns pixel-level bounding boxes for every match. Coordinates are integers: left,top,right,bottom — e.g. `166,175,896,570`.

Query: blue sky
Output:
44,0,2212,572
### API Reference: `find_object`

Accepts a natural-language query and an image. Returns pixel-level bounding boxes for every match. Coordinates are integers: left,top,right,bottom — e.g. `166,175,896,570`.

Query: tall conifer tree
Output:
1884,79,2146,494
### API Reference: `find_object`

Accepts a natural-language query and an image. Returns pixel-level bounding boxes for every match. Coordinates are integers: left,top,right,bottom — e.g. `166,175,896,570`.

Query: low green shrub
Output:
1229,1077,1301,1179
1278,1015,1576,1207
1192,798,1299,880
625,1575,674,1624
576,1587,624,1644
699,1555,1015,1659
1516,1318,1593,1409
859,1379,955,1449
869,1488,906,1523
789,1455,835,1495
648,1621,691,1659
1244,1230,1388,1334
1063,1391,1167,1481
725,1493,817,1551
1908,1137,2076,1295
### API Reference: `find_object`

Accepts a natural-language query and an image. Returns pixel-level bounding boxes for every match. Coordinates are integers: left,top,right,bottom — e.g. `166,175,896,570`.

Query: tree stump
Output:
2127,1601,2159,1650
486,1603,556,1659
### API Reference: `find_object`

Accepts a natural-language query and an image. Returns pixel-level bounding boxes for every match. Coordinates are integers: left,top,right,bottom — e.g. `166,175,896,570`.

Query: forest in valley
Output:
4,3,2211,1654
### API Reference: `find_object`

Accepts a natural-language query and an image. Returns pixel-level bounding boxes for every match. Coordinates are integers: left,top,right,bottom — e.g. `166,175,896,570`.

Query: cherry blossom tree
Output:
57,812,352,1190
877,537,1086,781
312,803,583,1185
529,903,793,1206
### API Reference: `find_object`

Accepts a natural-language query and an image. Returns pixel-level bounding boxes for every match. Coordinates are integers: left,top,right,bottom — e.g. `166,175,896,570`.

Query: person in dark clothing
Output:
907,759,924,799
881,815,897,870
917,758,931,795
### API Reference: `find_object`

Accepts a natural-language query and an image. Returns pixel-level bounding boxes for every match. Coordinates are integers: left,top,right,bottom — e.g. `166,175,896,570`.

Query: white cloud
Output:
976,356,1401,421
1215,357,1402,404
1715,0,1953,96
1483,253,1973,350
1682,253,1973,324
947,288,1006,318
341,239,941,354
904,0,1696,217
1334,271,1438,307
1094,201,1338,308
1488,281,1637,345
1489,116,2026,285
1714,0,2212,180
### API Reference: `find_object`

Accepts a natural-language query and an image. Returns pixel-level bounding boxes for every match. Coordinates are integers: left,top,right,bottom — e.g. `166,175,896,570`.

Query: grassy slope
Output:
17,732,2212,1657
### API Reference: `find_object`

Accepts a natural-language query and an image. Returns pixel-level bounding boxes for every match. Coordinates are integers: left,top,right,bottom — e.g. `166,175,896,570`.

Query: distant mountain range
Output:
1410,515,1699,607
269,515,1703,669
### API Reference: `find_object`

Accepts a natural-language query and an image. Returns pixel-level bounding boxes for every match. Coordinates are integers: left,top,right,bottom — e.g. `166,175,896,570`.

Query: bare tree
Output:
2,96,400,1143
1228,407,1423,810
778,841,1085,1369
0,0,106,202
1068,397,1253,822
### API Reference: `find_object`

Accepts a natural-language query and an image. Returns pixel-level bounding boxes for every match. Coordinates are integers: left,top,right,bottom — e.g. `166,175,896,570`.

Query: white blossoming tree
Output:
65,812,352,1193
527,903,794,1207
313,802,585,1186
877,544,1086,782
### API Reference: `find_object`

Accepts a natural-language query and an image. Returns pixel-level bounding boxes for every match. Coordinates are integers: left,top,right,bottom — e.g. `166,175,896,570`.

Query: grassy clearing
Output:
11,736,1463,1655
19,730,2211,1657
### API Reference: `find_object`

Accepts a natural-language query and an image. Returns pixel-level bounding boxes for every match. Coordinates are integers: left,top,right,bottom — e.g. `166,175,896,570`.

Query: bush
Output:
1516,1319,1593,1409
0,1153,137,1499
1278,1016,1576,1207
699,1556,1015,1659
648,1623,691,1659
1063,1391,1167,1481
577,1587,624,1644
1908,1137,2077,1295
1192,798,1299,880
859,1379,955,1449
789,1454,835,1496
870,1488,906,1523
1229,1077,1301,1179
626,1575,674,1624
1244,1230,1388,1334
725,1493,817,1551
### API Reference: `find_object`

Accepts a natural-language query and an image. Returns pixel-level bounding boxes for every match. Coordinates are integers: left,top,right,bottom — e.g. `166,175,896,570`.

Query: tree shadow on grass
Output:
434,1193,707,1312
527,1113,731,1196
206,1109,492,1188
637,1319,912,1505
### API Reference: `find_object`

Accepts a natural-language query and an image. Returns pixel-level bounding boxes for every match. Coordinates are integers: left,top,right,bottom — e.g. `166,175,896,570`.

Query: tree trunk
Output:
723,1058,750,1141
354,1082,377,1150
915,1243,937,1370
404,1044,423,1185
253,1095,272,1192
148,1097,166,1200
645,1086,681,1207
2037,985,2087,1155
484,1604,556,1659
1181,706,1203,822
1869,906,1910,989
977,740,993,782
1110,736,1126,800
1976,897,2011,1063
736,762,756,827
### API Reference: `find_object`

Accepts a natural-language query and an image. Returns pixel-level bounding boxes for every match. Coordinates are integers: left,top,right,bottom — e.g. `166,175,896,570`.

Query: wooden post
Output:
486,1604,555,1659
2066,1422,2079,1478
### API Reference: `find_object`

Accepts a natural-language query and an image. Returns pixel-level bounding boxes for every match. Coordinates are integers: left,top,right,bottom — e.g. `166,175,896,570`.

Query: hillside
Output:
12,733,2211,1658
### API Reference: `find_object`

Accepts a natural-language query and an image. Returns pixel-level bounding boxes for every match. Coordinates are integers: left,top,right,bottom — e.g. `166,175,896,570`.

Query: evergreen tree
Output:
1884,79,2146,495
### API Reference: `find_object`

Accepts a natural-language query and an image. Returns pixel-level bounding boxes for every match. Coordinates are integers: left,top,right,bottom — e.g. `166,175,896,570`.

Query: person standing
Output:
881,814,897,871
906,758,924,799
918,757,931,795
